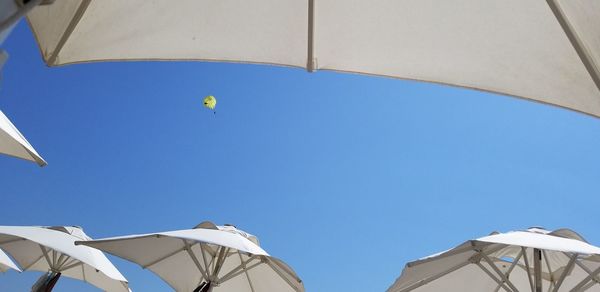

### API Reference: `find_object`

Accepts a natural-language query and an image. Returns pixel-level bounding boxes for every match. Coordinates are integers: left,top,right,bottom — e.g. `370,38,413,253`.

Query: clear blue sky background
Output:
1,21,600,292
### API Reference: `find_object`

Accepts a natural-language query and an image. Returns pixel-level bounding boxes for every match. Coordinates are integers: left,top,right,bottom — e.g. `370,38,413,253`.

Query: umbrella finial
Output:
194,221,218,230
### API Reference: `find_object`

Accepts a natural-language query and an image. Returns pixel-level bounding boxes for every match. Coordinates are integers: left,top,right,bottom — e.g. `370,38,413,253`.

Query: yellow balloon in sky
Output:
203,95,216,112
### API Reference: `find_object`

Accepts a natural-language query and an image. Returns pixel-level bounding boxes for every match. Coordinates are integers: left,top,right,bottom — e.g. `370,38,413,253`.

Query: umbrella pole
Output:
533,248,542,292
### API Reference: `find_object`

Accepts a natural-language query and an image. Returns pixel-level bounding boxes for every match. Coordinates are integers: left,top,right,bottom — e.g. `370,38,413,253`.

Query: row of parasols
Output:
1,223,600,292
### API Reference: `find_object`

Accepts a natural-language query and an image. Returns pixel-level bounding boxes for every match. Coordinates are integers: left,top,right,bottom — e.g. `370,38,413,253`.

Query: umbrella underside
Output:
390,243,600,292
27,0,600,117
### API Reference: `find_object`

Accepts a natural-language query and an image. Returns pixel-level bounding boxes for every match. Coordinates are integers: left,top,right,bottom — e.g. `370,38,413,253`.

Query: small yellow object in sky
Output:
203,95,216,113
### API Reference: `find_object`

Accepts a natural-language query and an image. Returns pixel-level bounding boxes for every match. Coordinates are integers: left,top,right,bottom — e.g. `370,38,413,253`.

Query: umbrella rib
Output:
574,260,600,283
569,266,600,292
545,0,600,94
199,243,211,274
0,238,25,245
306,0,316,72
480,253,520,292
60,261,83,272
265,257,302,292
21,254,45,271
55,253,67,270
396,244,506,292
61,257,79,269
142,246,186,269
51,249,57,269
39,245,53,271
395,260,471,292
541,251,554,284
81,264,86,282
522,247,535,292
407,241,483,267
238,251,256,292
493,250,524,292
46,0,92,66
217,255,259,283
581,281,597,291
212,247,229,279
551,253,577,292
182,240,209,282
270,257,303,283
475,261,516,292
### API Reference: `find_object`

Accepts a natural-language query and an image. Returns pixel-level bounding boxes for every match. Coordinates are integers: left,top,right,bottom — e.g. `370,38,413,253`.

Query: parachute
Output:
203,95,216,113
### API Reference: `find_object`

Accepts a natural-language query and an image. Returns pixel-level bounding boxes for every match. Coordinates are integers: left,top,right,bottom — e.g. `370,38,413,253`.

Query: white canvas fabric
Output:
0,247,20,273
387,228,600,292
26,0,600,117
78,222,304,292
0,110,46,166
0,225,129,292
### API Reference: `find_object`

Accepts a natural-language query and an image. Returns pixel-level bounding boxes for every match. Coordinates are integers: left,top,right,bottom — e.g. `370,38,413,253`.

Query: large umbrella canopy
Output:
26,0,600,117
387,227,600,292
0,248,20,273
78,221,304,292
0,225,130,291
0,110,46,166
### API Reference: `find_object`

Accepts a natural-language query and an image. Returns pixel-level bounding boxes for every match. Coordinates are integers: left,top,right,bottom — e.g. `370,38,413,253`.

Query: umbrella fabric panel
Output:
244,257,304,292
477,231,600,255
388,241,481,291
63,264,131,292
26,0,84,61
146,245,204,292
389,262,516,292
160,229,269,255
560,257,600,291
315,0,600,117
0,234,44,270
0,111,46,166
28,0,309,67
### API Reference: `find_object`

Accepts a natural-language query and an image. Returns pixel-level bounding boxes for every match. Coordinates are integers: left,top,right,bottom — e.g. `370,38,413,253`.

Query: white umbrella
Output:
78,221,304,292
0,225,130,292
0,110,46,166
387,227,600,292
0,247,20,273
0,0,48,167
24,0,600,117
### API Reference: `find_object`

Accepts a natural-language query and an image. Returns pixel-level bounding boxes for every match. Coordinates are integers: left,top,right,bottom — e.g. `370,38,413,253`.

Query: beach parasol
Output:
78,221,304,292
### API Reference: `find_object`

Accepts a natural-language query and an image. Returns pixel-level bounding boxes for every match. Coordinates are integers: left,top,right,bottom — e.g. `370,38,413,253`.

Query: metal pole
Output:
546,0,600,94
534,248,542,292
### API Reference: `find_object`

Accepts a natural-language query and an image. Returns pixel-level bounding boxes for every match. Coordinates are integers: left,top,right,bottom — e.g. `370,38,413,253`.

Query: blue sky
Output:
1,21,600,291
